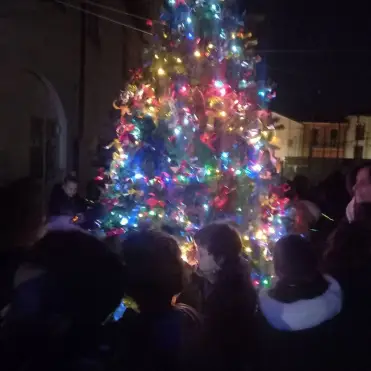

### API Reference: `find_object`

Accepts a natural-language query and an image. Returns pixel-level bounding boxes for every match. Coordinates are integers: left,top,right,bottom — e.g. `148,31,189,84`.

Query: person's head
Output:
1,177,45,247
325,221,371,273
195,222,242,276
63,175,78,198
121,230,184,311
292,175,310,200
274,235,318,284
34,231,126,326
353,166,371,194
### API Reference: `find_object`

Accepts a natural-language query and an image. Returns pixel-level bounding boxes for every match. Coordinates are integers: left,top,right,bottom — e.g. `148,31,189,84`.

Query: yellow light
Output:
194,50,201,58
220,111,227,117
231,32,236,39
158,67,165,76
246,247,252,253
255,230,264,240
176,58,182,63
164,58,168,63
154,54,159,59
243,235,249,241
208,43,214,49
239,126,244,131
138,213,143,218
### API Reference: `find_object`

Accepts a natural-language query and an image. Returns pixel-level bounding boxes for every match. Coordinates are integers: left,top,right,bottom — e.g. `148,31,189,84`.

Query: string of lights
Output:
54,0,153,35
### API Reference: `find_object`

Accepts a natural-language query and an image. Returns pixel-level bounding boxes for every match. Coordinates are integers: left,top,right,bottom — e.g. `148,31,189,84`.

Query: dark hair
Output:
121,230,184,310
272,235,328,302
33,231,126,324
324,221,371,275
64,174,78,184
291,175,310,200
346,166,361,196
194,222,242,263
274,235,319,282
0,177,44,247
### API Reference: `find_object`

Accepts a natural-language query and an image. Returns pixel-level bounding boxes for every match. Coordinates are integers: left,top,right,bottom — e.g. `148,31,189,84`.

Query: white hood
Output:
258,275,342,331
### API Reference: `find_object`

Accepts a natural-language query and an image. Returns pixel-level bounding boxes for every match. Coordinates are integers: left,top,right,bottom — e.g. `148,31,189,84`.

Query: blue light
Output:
211,4,216,11
258,90,265,97
134,173,143,179
187,33,194,40
174,127,182,135
231,45,238,53
221,152,229,159
214,80,224,88
186,17,192,24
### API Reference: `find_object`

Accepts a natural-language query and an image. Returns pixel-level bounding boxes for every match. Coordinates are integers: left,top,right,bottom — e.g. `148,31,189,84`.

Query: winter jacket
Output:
110,304,201,371
49,185,86,217
256,275,349,371
178,257,257,371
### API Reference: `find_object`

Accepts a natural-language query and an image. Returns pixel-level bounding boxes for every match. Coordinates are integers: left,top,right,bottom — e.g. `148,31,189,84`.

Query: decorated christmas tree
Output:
97,0,289,287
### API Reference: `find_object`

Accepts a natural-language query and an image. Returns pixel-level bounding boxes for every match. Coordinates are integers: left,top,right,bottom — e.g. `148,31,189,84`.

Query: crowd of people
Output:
1,164,371,371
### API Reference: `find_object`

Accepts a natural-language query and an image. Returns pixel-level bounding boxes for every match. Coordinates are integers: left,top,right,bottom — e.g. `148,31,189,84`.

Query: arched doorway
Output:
25,70,67,196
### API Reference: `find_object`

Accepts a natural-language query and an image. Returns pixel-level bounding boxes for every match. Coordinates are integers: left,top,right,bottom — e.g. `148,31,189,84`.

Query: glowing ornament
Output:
158,67,166,76
120,217,129,226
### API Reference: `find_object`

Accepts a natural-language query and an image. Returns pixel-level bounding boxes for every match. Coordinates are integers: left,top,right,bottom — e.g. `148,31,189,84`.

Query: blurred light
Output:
120,217,129,226
158,67,165,76
194,50,201,58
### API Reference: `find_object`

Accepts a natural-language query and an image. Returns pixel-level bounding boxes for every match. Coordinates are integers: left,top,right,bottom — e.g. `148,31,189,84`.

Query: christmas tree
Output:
97,0,288,287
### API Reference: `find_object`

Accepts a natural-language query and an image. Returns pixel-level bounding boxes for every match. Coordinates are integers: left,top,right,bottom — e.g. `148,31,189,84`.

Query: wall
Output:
271,112,303,159
0,0,131,191
345,115,371,159
302,121,348,158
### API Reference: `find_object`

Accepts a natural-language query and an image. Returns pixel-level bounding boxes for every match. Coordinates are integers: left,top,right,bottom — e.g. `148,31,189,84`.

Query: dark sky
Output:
127,0,371,122
245,0,371,121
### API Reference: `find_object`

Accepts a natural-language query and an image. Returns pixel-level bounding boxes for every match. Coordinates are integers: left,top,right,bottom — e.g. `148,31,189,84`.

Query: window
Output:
355,124,365,141
354,145,363,160
330,129,338,147
311,128,319,146
29,117,58,180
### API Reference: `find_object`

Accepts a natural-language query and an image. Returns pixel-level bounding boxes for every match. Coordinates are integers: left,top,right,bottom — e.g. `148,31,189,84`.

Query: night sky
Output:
128,0,371,122
245,0,371,121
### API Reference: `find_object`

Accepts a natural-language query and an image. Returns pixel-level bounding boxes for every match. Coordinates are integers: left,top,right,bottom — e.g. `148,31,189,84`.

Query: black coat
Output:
49,185,86,217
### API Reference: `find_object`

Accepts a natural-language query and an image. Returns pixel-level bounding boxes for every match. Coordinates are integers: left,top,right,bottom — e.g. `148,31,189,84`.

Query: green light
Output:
235,169,242,175
149,210,156,216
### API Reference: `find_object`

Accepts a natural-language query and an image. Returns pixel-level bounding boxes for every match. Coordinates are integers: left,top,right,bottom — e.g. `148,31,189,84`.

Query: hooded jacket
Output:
256,275,346,371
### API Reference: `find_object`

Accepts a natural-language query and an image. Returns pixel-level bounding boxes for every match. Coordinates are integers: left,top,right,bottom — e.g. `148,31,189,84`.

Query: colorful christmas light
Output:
97,0,289,288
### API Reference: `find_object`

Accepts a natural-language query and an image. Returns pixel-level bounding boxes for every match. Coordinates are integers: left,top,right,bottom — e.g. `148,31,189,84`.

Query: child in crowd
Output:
178,222,257,371
114,230,201,371
257,234,344,371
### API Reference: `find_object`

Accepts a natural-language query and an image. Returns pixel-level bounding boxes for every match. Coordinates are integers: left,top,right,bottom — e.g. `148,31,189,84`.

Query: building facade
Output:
345,115,371,160
0,0,159,194
271,112,303,160
301,121,348,159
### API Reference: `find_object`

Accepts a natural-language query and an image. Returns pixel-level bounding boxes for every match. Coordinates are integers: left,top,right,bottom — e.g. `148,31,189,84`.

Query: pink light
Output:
181,86,187,93
220,88,226,96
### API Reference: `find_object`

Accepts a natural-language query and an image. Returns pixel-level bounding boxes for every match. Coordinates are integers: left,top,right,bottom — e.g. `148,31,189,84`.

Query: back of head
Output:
194,222,242,263
292,175,310,200
326,221,371,274
121,230,184,310
0,177,44,248
34,231,126,325
274,235,318,283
